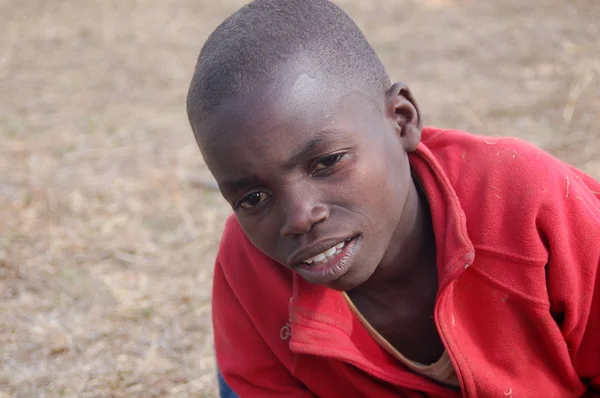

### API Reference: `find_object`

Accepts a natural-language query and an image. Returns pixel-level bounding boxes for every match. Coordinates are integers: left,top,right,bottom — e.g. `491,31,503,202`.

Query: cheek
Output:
344,153,408,232
237,216,280,259
350,154,399,208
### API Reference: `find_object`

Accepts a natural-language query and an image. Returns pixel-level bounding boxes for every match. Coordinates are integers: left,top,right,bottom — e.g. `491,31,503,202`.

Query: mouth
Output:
293,235,360,285
300,238,352,266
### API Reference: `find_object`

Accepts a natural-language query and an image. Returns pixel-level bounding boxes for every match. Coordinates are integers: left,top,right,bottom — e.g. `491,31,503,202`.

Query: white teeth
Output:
312,253,326,262
324,247,336,257
302,241,347,265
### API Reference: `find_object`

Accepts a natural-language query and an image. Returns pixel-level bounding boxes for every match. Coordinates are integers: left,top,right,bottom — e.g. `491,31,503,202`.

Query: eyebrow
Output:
220,175,264,195
220,130,340,194
284,130,335,169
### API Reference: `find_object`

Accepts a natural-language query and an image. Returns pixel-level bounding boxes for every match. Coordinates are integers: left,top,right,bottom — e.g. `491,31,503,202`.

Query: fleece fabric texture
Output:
212,127,600,397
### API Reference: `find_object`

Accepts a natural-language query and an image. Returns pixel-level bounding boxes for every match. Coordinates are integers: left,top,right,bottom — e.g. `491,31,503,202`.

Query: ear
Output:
385,82,422,152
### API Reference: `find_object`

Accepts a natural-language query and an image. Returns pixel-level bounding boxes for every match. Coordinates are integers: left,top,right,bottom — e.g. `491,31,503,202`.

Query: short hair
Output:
186,0,391,133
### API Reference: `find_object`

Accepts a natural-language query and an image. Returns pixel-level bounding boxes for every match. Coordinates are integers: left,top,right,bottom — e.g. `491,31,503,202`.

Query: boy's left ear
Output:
385,82,422,152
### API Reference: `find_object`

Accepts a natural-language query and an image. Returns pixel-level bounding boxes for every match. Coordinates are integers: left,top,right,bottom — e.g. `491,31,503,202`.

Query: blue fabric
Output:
217,367,238,398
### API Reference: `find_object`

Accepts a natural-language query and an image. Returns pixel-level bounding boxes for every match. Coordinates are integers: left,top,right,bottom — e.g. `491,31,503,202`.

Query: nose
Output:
280,194,329,238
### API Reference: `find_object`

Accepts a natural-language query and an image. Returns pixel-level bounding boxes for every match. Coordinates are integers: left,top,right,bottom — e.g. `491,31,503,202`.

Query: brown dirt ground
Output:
0,0,598,396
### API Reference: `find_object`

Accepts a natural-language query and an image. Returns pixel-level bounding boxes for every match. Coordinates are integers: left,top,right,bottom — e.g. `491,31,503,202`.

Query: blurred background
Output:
0,0,598,396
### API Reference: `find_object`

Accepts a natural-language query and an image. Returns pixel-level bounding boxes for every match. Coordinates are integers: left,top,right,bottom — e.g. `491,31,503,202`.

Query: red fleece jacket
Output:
212,128,600,397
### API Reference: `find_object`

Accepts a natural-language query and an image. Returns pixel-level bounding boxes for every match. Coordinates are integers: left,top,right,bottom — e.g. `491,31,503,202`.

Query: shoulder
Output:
212,216,299,378
420,127,597,260
421,127,554,183
420,126,581,201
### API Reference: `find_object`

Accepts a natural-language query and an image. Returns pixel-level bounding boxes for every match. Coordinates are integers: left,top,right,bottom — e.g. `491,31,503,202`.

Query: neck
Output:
351,175,438,297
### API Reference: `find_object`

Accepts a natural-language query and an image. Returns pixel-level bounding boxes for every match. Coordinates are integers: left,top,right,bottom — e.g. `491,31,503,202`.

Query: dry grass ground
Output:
0,0,598,396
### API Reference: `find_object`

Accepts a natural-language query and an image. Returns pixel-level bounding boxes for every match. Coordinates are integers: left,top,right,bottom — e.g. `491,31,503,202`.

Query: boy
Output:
186,0,600,396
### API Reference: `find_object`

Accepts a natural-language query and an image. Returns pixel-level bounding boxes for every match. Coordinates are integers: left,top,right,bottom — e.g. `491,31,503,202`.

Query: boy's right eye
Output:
237,191,270,209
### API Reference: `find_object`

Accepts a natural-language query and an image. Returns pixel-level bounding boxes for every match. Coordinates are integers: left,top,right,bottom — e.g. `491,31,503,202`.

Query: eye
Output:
311,152,346,175
237,191,270,209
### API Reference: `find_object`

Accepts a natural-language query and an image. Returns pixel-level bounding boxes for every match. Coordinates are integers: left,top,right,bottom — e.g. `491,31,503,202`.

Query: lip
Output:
292,236,360,285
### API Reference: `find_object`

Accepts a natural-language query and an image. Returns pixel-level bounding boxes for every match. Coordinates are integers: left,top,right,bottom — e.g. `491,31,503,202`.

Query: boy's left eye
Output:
311,152,346,174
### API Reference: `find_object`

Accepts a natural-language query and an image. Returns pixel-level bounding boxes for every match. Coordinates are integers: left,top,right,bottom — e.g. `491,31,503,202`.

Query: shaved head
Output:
186,0,391,136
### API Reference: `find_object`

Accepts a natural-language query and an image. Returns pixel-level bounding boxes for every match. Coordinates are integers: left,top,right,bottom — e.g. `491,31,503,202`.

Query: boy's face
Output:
197,63,420,291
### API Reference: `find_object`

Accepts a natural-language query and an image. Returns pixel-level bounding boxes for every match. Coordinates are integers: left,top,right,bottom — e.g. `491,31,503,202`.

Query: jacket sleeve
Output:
541,166,600,393
212,260,314,398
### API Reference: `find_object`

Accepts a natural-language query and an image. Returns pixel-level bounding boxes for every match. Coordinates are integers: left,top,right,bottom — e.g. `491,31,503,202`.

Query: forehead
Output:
207,72,376,143
197,59,383,176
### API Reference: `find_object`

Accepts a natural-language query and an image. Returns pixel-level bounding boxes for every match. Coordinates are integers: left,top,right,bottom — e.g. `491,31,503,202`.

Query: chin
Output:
332,259,382,293
325,270,368,292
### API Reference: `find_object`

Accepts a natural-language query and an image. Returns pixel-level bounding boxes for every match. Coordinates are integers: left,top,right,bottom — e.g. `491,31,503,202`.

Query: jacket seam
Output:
436,286,473,397
467,266,550,308
473,246,547,266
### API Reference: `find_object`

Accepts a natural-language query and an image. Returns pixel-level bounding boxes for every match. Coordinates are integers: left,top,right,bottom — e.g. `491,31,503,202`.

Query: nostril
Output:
280,215,312,238
280,205,329,238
